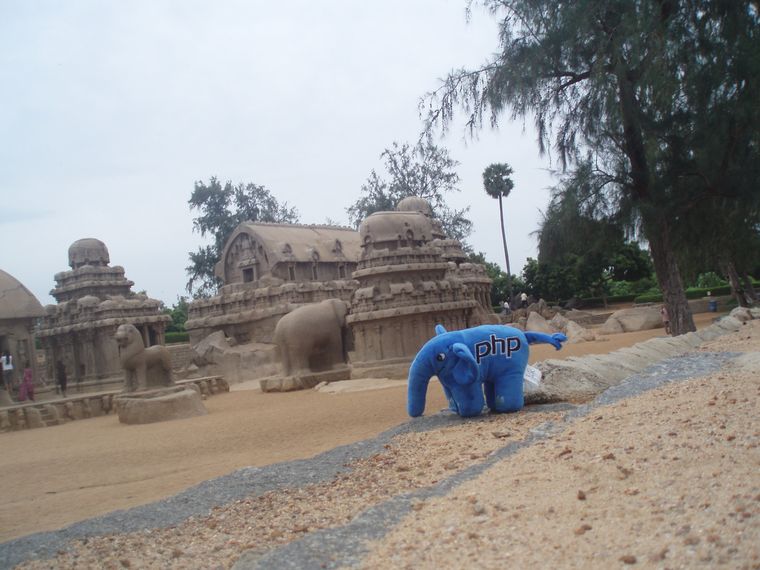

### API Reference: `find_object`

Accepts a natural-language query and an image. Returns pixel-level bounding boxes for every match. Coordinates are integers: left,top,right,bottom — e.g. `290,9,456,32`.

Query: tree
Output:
482,162,515,297
163,296,189,332
422,1,758,334
346,140,473,242
534,166,653,305
522,257,579,302
186,178,299,297
666,1,760,306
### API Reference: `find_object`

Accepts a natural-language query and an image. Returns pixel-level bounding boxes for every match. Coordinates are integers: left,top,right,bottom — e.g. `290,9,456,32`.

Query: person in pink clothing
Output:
18,365,35,402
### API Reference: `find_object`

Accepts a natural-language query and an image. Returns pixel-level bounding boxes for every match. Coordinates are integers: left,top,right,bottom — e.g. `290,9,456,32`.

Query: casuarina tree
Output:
421,1,758,335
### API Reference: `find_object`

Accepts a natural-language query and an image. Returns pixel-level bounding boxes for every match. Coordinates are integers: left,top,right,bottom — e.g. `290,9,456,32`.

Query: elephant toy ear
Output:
435,324,447,336
450,343,479,385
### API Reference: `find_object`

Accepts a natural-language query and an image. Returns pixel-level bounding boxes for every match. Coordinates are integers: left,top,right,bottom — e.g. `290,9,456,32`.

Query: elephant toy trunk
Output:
407,357,436,417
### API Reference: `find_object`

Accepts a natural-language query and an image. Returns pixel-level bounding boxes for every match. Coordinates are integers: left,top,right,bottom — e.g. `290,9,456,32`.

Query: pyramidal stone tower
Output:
37,238,171,387
347,206,484,374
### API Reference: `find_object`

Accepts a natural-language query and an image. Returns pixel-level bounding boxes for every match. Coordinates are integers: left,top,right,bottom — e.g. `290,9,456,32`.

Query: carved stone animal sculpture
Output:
273,299,350,376
114,324,173,392
408,324,567,418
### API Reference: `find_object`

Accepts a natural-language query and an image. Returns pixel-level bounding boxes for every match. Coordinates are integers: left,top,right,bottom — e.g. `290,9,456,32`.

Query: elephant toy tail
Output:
524,331,567,351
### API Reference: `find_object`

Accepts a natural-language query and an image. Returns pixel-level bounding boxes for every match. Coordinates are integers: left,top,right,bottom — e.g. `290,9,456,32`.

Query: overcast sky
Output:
1,0,558,307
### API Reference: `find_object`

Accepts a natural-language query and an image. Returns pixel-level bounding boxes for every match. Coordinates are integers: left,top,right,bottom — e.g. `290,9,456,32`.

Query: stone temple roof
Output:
396,196,434,217
0,269,45,320
68,238,110,269
226,222,362,265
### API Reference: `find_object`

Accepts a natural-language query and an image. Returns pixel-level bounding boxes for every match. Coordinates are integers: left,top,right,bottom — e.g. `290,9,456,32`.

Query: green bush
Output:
608,280,633,296
633,292,663,303
165,331,190,344
694,272,726,289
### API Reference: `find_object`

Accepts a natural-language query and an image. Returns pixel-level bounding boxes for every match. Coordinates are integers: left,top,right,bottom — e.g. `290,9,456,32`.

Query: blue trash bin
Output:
708,299,718,312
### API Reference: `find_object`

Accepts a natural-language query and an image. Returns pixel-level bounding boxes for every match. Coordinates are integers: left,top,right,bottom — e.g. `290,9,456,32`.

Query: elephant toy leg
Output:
491,371,525,413
484,382,496,411
440,382,457,412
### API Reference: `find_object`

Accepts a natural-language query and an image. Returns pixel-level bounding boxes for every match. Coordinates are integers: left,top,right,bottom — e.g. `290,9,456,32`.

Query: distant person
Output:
18,365,34,402
56,360,68,398
520,292,528,308
660,305,671,335
2,351,14,393
502,300,510,314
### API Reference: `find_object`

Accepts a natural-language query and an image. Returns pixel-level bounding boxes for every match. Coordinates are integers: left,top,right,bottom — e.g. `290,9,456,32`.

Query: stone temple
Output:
0,269,45,392
348,206,495,375
185,223,361,345
36,238,171,387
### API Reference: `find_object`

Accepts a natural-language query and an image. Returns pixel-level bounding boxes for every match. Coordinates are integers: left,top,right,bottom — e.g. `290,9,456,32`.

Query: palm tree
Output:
482,163,515,298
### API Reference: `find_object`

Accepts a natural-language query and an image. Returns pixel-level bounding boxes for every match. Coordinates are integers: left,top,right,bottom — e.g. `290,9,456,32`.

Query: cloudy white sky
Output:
1,0,558,307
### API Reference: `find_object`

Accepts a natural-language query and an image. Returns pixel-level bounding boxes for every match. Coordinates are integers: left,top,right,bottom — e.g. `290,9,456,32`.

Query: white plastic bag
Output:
523,364,542,395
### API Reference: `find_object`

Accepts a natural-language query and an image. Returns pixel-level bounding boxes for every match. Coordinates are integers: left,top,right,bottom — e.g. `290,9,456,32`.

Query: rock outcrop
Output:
599,306,662,335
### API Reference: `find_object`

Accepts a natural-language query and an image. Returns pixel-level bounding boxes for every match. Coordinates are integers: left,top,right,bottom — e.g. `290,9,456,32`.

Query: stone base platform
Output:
259,367,352,393
114,386,208,425
0,376,226,432
349,357,411,380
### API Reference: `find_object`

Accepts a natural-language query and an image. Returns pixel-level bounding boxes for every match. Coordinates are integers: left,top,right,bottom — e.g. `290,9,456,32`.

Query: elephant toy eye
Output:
436,353,446,362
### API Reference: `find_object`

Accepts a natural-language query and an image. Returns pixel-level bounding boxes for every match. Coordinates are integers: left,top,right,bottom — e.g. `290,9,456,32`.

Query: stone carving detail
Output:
115,324,173,392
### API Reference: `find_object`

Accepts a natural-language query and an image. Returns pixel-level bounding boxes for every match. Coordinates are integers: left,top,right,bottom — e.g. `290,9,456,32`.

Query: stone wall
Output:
167,343,195,371
0,376,228,432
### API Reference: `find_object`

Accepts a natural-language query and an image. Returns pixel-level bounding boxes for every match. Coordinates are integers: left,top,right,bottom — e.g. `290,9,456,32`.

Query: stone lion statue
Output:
114,324,173,392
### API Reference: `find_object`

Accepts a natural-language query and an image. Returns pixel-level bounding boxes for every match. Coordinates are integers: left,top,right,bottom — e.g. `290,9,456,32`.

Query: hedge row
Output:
571,294,638,308
634,284,734,304
165,331,190,344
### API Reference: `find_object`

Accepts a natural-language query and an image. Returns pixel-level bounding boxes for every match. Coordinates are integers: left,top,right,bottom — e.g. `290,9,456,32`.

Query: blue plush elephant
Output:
407,324,567,418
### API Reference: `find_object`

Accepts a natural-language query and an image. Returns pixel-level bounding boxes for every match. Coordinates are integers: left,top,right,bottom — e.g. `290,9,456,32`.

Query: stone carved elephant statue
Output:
273,299,351,377
408,324,566,418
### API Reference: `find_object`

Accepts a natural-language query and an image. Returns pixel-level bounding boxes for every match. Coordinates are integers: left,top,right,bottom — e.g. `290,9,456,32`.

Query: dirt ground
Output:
0,312,745,560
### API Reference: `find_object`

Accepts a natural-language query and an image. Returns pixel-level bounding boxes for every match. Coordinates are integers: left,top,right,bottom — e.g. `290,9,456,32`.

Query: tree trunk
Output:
614,64,694,335
741,273,757,304
498,196,512,297
721,260,749,307
648,222,696,336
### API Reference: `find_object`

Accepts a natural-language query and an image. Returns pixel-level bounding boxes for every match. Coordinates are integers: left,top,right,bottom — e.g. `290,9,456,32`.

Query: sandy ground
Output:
361,330,760,569
4,311,757,568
